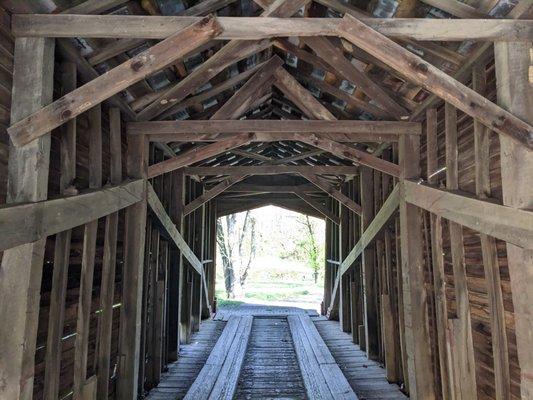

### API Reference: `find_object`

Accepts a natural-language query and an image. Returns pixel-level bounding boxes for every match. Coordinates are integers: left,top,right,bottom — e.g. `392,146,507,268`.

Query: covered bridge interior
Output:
0,0,532,399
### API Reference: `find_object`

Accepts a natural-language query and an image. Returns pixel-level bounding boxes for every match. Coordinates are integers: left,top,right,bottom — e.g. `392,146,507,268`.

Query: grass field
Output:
216,278,322,305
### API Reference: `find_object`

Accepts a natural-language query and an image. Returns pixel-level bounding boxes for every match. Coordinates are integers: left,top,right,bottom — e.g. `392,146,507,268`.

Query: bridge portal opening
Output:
215,206,325,312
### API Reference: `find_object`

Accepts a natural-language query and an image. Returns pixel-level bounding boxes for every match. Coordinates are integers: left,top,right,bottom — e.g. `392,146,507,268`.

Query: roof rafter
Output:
8,16,223,147
338,14,533,150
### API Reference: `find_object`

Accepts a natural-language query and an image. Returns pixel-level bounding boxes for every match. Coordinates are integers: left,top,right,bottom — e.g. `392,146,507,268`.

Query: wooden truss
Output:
2,3,533,400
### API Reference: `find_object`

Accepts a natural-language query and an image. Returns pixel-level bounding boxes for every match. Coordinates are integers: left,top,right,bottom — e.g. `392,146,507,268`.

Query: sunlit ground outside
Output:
215,206,325,313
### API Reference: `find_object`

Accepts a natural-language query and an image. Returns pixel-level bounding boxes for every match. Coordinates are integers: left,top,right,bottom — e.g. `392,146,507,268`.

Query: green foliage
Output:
216,206,326,299
216,298,244,308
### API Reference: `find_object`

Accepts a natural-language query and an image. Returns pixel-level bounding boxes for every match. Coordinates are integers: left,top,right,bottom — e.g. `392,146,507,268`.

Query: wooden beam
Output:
327,184,399,323
227,183,318,192
148,133,255,178
270,149,325,164
117,134,148,399
445,102,478,398
472,64,510,400
147,183,203,274
494,39,533,399
0,179,144,252
273,67,336,120
183,175,248,216
137,39,271,121
211,56,283,120
56,38,136,120
156,62,266,119
426,108,453,400
299,172,362,215
230,148,273,162
14,15,533,41
339,184,399,275
295,69,391,119
146,131,401,143
288,314,357,398
128,119,421,136
419,0,486,18
402,180,533,250
44,62,77,400
217,197,323,218
138,0,305,121
338,14,533,151
302,36,408,119
293,189,341,225
0,37,54,400
177,0,239,16
60,0,129,14
185,165,358,175
72,104,102,399
360,167,378,359
7,16,223,147
96,108,123,400
183,316,253,399
398,134,435,398
295,134,401,177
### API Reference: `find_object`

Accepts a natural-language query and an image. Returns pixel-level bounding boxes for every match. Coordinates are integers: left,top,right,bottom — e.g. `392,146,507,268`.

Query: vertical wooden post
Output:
168,170,184,359
445,102,478,399
73,105,102,399
139,218,152,393
208,202,218,309
361,166,379,360
349,177,362,344
117,133,148,399
392,143,408,389
381,165,399,382
426,107,453,400
472,63,511,400
398,134,435,399
495,41,533,400
179,178,192,343
0,37,54,400
323,197,333,315
155,242,168,376
200,196,211,320
44,60,76,400
339,183,352,332
374,170,383,361
190,182,204,331
96,108,122,399
147,227,160,387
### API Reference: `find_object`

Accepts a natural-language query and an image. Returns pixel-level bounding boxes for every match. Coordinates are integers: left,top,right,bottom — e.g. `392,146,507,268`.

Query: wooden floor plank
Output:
289,315,356,399
313,317,406,399
147,307,406,400
146,320,225,399
235,316,307,399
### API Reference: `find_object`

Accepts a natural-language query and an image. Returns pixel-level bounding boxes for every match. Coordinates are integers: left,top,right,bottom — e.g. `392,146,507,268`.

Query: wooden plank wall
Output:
0,5,217,394
324,55,521,400
140,152,217,395
31,88,129,398
418,58,520,399
0,4,12,205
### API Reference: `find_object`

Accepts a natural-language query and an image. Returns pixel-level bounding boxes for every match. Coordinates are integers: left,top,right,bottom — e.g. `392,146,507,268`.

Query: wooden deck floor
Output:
313,317,407,400
235,316,307,399
147,320,225,400
147,305,407,400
